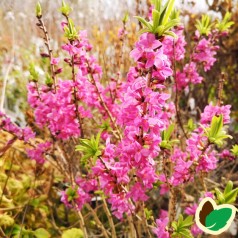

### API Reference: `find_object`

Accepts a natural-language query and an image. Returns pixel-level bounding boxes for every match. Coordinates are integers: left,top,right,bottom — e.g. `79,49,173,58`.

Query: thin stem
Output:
0,136,17,157
19,165,38,238
141,202,152,237
0,57,14,112
37,16,57,92
217,72,225,106
88,71,122,140
173,40,188,139
71,54,84,138
77,210,88,238
102,196,117,238
0,151,14,205
138,69,152,144
85,204,110,238
162,151,176,226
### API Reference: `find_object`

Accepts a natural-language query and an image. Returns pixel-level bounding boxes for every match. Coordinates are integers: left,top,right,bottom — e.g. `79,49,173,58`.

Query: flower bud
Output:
36,2,42,18
60,1,71,17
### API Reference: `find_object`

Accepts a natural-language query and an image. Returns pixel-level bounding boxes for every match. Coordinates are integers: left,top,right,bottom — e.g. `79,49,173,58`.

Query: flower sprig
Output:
216,12,234,33
135,0,180,37
195,14,213,36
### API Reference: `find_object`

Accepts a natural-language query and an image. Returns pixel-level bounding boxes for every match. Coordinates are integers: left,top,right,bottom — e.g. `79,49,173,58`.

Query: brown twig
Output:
85,204,110,238
217,72,225,106
71,54,84,138
36,16,57,92
88,70,122,140
138,69,152,144
173,40,188,139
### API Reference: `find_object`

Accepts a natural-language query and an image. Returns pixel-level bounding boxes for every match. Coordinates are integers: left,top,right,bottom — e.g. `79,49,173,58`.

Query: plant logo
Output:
195,197,237,235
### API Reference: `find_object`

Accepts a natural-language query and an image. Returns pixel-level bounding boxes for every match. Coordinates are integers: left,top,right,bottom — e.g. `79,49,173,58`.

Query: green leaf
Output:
162,0,175,25
196,14,213,35
231,145,238,157
171,221,177,230
34,228,51,238
216,12,234,32
29,63,39,82
178,229,193,238
205,115,232,146
181,216,194,227
215,188,225,204
152,9,160,29
75,132,103,165
155,25,165,35
224,181,233,195
172,214,194,237
205,208,233,231
224,188,238,204
163,19,180,32
134,16,152,30
186,118,196,132
144,208,153,220
0,214,14,227
62,228,83,238
65,187,78,202
152,0,162,12
164,30,177,38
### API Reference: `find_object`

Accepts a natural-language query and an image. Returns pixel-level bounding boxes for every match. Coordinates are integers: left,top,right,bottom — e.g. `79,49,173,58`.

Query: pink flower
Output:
22,127,35,142
153,217,169,238
203,192,214,199
185,204,198,215
50,57,60,65
127,183,148,202
61,187,90,210
139,33,162,51
27,141,51,164
200,103,231,125
130,33,162,62
191,224,203,236
193,37,219,72
219,149,235,160
163,26,187,61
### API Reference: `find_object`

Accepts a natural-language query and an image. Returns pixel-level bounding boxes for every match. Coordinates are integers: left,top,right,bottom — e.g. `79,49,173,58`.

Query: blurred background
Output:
0,0,238,124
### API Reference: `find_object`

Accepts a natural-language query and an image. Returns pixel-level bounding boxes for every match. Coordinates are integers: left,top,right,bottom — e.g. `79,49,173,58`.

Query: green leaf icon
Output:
195,197,237,235
205,208,232,231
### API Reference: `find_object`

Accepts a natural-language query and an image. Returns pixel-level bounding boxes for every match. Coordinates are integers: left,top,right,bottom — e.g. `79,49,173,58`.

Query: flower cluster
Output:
163,26,187,62
90,33,174,218
159,102,231,196
175,30,222,91
0,3,234,237
0,112,35,142
153,210,170,238
200,103,231,125
27,141,51,164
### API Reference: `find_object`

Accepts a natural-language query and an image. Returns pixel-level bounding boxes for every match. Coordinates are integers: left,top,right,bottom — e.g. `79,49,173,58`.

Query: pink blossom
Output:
176,62,203,91
163,26,187,61
61,187,90,210
27,141,51,164
185,203,198,215
193,37,219,72
200,103,231,125
153,217,169,238
127,183,148,202
22,127,35,142
50,57,60,65
219,149,235,160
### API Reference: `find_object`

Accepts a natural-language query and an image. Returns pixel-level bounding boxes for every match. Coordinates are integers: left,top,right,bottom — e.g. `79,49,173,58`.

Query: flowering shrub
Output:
0,0,237,237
